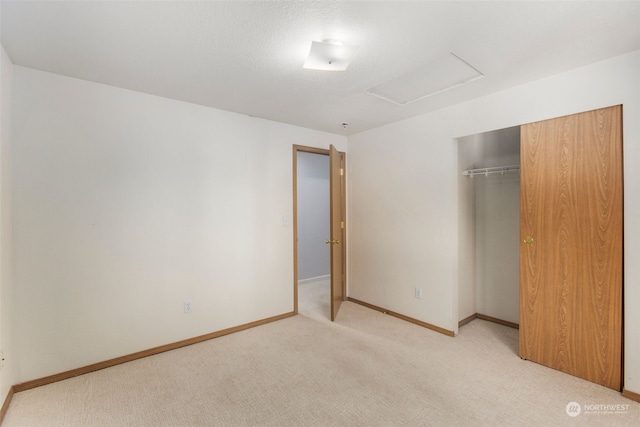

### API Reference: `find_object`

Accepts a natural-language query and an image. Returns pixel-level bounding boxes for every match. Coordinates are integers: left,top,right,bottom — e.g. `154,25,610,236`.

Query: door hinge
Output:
341,221,345,229
340,168,344,176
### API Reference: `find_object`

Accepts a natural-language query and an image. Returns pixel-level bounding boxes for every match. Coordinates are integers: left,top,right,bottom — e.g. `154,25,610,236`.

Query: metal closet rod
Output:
462,165,520,177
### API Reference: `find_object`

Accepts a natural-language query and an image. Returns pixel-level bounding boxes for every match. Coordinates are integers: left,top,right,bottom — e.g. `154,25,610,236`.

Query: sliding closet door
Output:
519,105,623,390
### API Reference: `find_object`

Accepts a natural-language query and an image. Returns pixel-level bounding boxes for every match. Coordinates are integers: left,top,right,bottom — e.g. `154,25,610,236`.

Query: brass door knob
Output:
523,236,534,244
325,239,340,244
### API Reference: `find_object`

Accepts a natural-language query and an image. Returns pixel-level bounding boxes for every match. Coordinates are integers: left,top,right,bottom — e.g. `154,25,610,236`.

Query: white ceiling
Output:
2,1,639,136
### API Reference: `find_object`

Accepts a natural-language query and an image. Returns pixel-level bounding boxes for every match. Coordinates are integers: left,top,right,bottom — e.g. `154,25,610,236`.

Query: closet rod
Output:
463,165,520,177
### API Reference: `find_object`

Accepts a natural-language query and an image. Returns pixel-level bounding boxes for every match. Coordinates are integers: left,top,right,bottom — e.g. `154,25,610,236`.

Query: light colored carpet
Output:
3,279,639,426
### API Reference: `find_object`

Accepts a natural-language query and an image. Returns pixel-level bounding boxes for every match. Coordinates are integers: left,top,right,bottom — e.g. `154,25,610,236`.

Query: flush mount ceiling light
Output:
366,53,484,105
303,39,358,71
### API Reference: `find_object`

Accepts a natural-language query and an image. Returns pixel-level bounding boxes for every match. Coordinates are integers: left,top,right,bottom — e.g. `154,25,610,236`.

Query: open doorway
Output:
293,145,346,321
295,148,331,318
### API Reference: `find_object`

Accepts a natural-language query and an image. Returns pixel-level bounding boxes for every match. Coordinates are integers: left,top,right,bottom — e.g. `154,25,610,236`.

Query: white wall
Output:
348,50,640,394
0,44,16,400
11,66,346,382
297,151,330,281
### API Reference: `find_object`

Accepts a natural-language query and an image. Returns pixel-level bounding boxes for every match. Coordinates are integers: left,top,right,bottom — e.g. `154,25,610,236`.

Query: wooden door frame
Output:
292,145,347,315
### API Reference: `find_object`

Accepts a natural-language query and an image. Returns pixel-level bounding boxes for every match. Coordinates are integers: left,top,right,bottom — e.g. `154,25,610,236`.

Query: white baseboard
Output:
298,274,330,285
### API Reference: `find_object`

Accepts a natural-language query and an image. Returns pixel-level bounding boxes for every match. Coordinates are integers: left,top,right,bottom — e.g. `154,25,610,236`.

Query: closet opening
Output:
457,126,521,340
457,107,623,389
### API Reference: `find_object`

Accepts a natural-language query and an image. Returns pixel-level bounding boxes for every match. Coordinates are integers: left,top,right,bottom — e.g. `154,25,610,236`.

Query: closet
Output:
458,105,623,391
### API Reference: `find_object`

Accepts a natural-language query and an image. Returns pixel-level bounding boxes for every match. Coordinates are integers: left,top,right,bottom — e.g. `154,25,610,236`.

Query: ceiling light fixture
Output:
303,39,358,71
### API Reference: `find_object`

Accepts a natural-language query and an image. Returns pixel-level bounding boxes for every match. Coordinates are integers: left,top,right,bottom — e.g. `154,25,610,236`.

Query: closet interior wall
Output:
458,127,520,326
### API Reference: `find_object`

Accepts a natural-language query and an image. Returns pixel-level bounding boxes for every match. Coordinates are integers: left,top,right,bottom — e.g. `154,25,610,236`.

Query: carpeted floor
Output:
3,279,639,426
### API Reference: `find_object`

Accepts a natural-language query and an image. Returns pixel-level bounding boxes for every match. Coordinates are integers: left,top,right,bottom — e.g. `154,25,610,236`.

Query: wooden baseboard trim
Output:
622,388,640,403
13,311,295,393
476,313,519,329
347,297,455,337
458,313,477,327
0,386,15,424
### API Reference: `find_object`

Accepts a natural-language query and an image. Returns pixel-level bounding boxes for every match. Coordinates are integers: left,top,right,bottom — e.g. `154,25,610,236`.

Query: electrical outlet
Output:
415,288,423,299
184,301,192,313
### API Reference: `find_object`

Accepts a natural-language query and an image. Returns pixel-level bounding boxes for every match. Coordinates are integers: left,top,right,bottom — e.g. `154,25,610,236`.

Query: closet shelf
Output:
463,165,520,177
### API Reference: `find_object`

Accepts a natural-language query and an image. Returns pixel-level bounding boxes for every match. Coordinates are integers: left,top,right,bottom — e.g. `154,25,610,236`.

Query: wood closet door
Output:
519,105,623,390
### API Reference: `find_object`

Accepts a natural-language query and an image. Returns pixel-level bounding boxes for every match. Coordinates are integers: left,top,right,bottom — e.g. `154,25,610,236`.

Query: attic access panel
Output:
366,53,484,105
